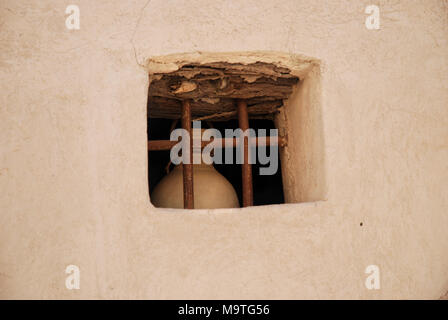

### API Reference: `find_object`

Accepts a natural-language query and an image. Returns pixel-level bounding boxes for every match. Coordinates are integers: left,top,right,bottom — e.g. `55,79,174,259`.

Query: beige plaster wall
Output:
0,0,447,299
276,64,326,203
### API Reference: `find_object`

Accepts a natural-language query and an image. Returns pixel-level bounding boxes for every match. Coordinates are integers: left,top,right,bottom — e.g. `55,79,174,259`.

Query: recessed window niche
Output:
146,52,326,210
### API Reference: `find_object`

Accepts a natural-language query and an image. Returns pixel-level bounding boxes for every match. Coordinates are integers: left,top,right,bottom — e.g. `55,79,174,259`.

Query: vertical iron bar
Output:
181,100,194,209
237,99,253,207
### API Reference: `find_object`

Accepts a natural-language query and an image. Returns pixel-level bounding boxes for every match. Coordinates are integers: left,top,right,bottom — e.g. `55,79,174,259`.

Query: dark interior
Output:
148,117,285,207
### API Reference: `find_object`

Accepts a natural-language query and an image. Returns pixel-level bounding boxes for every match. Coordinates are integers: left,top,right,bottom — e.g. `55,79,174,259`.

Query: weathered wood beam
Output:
148,97,283,121
149,75,297,100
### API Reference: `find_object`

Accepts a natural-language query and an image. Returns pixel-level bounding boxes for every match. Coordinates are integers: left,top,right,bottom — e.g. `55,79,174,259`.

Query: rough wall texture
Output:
0,0,447,299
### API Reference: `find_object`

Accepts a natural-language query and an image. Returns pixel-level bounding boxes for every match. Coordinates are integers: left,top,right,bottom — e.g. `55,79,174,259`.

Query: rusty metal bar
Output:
237,99,253,207
148,136,286,151
181,100,194,209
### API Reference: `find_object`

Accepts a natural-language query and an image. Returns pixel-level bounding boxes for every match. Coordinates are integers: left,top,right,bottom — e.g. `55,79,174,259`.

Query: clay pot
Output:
151,163,240,209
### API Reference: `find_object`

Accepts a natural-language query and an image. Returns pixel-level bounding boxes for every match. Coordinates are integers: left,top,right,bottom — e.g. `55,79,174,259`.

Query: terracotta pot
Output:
151,163,240,209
